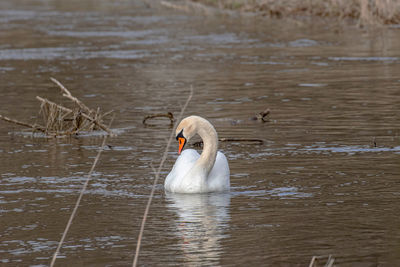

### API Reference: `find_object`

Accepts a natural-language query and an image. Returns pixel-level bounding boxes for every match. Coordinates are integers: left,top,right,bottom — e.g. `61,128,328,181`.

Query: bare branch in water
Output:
193,138,264,147
220,137,264,144
142,112,174,126
0,114,46,133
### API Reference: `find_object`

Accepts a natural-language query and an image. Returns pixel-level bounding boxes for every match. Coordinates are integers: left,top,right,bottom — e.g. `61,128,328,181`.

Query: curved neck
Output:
195,119,218,175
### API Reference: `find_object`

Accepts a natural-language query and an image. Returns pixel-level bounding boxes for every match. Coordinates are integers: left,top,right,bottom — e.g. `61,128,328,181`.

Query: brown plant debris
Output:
251,108,270,122
143,112,175,126
160,1,191,12
184,0,400,25
0,78,114,137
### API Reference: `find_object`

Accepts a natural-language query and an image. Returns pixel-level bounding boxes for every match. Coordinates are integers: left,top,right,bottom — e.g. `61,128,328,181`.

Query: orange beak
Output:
178,137,186,154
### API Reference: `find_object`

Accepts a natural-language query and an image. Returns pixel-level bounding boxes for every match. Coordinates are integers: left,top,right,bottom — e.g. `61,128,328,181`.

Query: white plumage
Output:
164,116,230,193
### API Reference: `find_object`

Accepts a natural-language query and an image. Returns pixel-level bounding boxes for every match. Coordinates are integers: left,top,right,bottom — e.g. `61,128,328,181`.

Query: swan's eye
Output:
176,129,184,140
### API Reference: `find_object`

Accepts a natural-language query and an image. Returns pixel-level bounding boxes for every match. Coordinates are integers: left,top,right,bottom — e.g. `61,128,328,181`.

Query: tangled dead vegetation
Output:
166,0,400,26
0,78,114,137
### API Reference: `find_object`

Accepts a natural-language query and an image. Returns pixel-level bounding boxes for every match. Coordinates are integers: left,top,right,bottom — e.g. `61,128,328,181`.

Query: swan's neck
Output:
195,120,218,175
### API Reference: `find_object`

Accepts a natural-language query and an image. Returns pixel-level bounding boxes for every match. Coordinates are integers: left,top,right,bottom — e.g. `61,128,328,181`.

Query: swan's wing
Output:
207,151,230,191
165,149,199,190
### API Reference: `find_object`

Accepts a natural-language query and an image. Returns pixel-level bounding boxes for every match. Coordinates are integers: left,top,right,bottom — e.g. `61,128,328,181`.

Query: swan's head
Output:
175,116,199,154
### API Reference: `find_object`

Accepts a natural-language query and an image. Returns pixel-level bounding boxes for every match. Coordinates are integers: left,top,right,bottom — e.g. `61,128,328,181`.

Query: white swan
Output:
165,115,230,193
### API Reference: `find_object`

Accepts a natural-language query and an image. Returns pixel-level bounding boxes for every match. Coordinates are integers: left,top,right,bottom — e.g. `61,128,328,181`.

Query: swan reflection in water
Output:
165,192,231,265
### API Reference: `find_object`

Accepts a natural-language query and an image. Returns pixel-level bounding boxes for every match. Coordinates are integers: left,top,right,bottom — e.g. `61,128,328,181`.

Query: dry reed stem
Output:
309,256,317,267
50,133,109,267
0,114,46,133
50,77,93,115
161,0,235,16
39,98,71,133
37,96,72,115
161,0,191,12
132,87,193,267
309,254,335,267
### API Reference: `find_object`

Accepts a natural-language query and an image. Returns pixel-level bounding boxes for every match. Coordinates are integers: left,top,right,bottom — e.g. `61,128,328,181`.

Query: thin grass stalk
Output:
49,117,114,266
132,87,193,267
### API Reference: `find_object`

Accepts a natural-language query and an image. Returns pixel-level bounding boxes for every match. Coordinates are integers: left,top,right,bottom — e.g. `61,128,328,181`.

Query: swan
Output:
164,115,230,193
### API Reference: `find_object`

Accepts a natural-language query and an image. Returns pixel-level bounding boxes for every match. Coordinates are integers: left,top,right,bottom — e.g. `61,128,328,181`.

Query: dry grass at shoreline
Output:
190,0,400,25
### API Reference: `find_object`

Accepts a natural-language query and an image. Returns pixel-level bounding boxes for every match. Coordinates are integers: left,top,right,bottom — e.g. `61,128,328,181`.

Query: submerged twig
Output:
133,87,193,267
220,138,264,144
193,137,264,147
142,112,174,126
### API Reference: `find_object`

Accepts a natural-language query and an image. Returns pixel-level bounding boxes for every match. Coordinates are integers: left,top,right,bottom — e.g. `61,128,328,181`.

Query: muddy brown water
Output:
1,0,400,266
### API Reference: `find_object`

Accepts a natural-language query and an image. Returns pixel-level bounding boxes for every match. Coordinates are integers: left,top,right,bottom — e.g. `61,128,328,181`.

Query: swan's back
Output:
207,151,230,192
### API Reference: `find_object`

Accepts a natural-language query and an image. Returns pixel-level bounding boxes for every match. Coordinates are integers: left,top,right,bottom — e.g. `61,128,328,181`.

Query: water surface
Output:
0,0,400,266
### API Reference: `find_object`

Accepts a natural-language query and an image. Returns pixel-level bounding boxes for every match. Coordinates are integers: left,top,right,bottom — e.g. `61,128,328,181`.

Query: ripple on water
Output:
184,33,257,45
288,38,319,47
0,47,152,60
301,145,400,155
252,144,400,158
0,175,147,198
45,29,161,38
2,176,36,185
233,186,312,199
328,56,400,62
